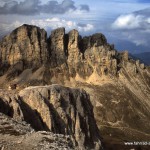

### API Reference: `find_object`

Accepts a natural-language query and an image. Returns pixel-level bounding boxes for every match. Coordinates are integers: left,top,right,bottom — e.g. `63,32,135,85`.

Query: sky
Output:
0,0,150,54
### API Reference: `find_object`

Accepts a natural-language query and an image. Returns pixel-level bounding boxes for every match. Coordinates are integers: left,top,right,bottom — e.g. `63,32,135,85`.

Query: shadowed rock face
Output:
80,33,107,53
0,90,23,121
0,85,102,150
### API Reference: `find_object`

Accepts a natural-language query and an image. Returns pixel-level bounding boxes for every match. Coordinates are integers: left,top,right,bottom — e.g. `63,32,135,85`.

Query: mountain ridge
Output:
0,24,147,83
0,24,150,150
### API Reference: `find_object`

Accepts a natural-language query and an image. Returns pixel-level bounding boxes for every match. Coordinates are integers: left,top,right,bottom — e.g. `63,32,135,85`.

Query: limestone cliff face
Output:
0,24,148,79
67,29,82,64
49,27,67,67
0,85,102,150
0,24,47,67
0,24,135,78
20,85,102,149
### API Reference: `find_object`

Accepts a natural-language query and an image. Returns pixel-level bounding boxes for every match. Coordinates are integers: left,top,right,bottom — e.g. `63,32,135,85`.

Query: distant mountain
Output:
132,52,150,65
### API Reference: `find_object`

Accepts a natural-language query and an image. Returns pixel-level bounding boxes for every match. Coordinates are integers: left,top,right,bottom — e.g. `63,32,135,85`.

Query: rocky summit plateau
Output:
0,24,150,150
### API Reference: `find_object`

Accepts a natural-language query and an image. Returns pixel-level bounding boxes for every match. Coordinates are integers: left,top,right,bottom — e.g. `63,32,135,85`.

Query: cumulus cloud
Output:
0,0,40,15
112,14,145,29
79,5,90,12
112,8,150,31
0,0,90,15
0,17,94,38
40,0,76,14
31,17,94,32
112,8,150,46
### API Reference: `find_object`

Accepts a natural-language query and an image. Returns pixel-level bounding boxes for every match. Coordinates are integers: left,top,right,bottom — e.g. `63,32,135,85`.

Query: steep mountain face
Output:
0,24,150,149
0,24,47,68
0,85,102,150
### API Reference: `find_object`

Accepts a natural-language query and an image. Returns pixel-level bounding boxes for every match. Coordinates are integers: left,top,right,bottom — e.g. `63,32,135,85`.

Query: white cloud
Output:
147,18,150,23
78,24,94,32
31,17,94,32
0,17,94,37
0,0,89,15
111,9,150,47
112,14,146,29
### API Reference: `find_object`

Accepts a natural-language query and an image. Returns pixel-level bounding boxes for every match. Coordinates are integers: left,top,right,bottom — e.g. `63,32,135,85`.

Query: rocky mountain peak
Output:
0,24,148,84
0,24,148,82
0,24,48,68
68,29,79,49
49,27,66,66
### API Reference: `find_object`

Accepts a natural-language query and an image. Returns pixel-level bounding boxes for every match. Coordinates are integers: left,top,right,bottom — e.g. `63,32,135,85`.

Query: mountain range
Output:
0,24,150,150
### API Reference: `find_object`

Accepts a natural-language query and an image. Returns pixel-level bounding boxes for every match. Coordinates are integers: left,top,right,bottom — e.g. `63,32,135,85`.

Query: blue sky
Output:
0,0,150,53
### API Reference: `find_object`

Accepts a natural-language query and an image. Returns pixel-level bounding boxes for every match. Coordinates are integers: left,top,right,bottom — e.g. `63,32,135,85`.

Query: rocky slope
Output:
0,113,75,150
0,24,150,149
0,85,102,150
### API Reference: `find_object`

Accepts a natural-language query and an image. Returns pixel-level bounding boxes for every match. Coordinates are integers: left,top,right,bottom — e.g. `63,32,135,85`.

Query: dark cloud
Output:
41,0,76,14
79,5,90,12
0,0,40,15
77,23,87,27
0,0,90,15
134,7,150,16
1,0,12,2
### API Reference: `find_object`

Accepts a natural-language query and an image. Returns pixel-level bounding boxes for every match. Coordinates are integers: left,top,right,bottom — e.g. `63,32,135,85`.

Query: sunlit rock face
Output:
0,24,48,67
